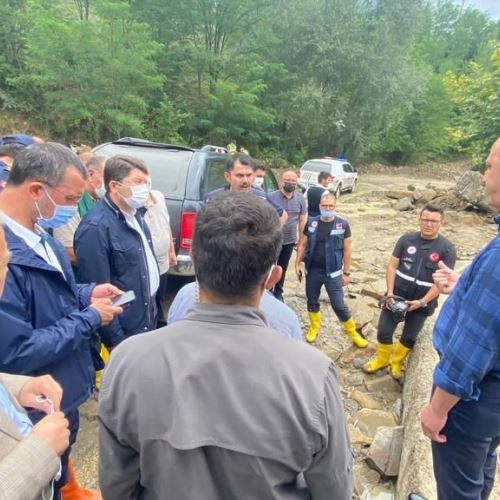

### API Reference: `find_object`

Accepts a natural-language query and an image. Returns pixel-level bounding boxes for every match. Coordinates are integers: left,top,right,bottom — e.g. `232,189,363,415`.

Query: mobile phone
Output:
111,290,136,308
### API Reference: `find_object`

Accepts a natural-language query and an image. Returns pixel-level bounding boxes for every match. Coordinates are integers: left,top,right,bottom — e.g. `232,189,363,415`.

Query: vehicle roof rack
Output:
113,137,195,152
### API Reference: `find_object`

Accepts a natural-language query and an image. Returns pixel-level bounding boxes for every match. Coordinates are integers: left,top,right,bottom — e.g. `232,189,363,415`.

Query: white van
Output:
299,157,358,197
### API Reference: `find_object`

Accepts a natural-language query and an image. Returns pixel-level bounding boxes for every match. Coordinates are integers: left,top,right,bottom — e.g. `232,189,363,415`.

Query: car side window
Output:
201,157,228,197
264,172,278,192
343,164,353,173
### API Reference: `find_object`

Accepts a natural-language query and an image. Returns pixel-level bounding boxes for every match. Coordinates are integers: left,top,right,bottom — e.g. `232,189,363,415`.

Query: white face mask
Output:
95,183,106,199
119,180,151,209
253,177,265,188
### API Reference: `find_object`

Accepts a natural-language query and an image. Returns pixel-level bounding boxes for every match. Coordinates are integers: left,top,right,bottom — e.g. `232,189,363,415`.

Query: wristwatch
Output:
419,299,427,308
343,271,351,276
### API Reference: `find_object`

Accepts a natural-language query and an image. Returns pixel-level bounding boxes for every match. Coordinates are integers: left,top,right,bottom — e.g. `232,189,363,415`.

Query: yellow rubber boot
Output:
306,311,321,343
341,317,368,348
95,345,110,391
363,343,393,373
391,340,411,380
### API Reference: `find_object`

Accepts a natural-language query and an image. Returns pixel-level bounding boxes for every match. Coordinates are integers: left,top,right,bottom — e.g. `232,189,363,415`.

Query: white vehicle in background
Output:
299,157,358,197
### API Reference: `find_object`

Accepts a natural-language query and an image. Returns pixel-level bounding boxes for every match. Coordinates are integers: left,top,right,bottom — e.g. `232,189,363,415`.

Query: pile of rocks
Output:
389,171,495,215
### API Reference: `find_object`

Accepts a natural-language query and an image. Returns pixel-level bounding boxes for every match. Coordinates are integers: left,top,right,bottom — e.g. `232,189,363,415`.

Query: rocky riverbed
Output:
73,161,499,498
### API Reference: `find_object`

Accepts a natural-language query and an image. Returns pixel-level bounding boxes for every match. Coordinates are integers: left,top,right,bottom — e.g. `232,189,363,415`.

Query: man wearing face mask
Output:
252,161,267,190
75,155,160,346
0,143,123,499
268,170,307,302
295,192,368,348
53,155,107,268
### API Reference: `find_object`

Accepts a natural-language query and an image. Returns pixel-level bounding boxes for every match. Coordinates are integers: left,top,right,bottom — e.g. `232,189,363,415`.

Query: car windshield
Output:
302,161,333,173
94,144,192,196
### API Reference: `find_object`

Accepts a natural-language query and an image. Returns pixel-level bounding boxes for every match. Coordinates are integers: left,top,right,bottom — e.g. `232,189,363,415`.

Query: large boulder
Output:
394,197,413,211
455,170,494,212
367,426,404,477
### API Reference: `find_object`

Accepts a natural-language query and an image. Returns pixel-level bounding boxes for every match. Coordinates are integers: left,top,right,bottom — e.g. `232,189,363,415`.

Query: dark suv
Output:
93,138,279,276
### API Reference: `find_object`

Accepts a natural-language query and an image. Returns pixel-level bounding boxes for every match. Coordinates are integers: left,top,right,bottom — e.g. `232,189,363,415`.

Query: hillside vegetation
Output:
0,0,499,167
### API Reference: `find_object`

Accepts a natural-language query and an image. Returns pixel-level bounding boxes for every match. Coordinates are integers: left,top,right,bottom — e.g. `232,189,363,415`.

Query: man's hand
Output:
295,262,304,282
421,403,448,443
169,251,178,268
279,210,288,227
91,284,123,302
406,299,422,312
18,375,63,413
32,412,70,456
433,260,459,295
342,274,350,287
90,298,123,326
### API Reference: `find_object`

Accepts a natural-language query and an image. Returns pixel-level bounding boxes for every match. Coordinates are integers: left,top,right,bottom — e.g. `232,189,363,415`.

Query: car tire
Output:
334,186,341,198
349,180,357,193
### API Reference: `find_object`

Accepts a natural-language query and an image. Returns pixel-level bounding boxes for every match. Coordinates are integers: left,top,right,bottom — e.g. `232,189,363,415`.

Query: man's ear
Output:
27,181,45,201
264,265,283,290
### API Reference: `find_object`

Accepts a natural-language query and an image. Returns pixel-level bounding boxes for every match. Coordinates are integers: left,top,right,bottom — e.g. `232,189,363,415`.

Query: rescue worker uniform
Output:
302,215,367,347
365,231,456,378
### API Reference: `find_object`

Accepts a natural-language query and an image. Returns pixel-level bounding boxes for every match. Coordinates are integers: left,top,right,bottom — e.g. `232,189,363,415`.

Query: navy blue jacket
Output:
304,215,349,276
204,186,284,216
0,226,100,413
74,195,158,346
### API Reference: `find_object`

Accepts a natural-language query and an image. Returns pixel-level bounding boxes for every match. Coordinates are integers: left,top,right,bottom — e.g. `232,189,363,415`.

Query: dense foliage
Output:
0,0,498,166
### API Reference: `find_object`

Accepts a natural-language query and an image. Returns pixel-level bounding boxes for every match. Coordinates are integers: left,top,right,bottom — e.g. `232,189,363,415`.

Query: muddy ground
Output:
73,162,498,496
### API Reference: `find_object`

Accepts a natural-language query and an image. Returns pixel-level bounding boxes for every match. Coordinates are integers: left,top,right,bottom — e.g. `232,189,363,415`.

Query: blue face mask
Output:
320,209,335,219
36,187,78,229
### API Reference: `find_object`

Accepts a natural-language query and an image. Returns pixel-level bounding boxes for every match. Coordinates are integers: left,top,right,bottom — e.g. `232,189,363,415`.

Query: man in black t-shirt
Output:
306,171,332,217
295,193,367,348
363,204,456,379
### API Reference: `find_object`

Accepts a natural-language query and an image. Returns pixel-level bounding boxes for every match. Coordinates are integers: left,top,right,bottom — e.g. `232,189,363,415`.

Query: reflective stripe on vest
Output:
396,270,433,287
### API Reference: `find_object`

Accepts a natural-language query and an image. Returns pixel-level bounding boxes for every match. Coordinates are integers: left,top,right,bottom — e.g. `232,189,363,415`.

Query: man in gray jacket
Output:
98,192,353,500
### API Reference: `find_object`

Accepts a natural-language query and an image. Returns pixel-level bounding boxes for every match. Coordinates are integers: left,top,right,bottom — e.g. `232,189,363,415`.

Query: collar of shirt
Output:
184,302,268,327
0,211,43,249
121,209,137,226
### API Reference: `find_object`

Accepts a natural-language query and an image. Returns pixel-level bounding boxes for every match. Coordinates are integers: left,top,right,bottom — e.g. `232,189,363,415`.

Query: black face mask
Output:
283,182,296,193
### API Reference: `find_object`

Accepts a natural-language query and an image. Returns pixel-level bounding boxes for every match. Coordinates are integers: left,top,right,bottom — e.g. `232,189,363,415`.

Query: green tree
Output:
445,45,500,169
10,0,163,141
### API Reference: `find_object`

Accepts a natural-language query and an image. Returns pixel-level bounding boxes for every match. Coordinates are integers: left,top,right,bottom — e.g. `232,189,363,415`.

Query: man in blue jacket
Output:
75,155,160,345
0,143,123,498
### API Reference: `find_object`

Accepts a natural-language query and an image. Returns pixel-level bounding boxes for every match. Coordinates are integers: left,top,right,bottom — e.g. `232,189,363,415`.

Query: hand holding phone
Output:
111,290,136,308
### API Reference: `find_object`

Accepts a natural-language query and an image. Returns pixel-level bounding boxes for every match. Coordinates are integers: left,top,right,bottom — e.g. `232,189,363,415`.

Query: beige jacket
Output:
0,374,60,500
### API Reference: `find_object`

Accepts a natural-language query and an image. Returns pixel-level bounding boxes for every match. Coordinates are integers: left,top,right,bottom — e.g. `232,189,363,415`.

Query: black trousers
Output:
272,243,295,301
377,307,428,348
305,266,351,322
432,392,500,500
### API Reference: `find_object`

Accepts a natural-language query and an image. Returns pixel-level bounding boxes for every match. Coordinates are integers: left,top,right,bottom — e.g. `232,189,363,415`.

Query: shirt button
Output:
144,302,148,306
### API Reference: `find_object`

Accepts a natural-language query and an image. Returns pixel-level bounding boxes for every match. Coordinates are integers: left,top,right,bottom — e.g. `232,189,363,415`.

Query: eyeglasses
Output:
420,218,441,225
43,184,82,205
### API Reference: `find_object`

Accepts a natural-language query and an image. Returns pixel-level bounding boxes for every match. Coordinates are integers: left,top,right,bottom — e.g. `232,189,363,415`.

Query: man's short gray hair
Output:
86,155,107,171
8,143,87,187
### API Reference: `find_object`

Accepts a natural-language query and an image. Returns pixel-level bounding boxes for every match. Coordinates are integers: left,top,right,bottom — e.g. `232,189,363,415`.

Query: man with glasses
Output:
364,204,456,379
75,155,160,346
0,143,123,498
295,192,368,348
